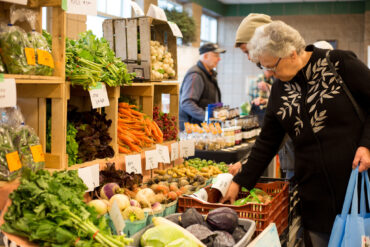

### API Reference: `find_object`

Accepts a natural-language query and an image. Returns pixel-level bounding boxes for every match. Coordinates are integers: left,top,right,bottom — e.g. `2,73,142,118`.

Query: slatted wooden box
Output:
103,17,178,82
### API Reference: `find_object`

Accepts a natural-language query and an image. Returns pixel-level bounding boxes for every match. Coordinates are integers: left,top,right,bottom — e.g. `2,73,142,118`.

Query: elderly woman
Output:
221,21,370,246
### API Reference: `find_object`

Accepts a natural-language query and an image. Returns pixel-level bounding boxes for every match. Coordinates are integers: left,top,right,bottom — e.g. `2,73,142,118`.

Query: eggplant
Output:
206,207,238,233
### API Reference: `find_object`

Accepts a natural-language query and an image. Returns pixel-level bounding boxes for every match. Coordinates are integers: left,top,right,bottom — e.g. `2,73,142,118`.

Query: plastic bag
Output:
28,31,54,75
0,125,21,181
0,107,24,126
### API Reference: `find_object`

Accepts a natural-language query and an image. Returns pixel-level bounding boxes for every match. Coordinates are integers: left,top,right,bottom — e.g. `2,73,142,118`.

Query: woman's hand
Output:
228,162,242,176
352,146,370,172
219,182,240,204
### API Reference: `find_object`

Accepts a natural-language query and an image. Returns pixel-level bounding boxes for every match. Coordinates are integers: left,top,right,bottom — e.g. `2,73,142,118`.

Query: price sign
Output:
37,49,55,68
125,154,142,174
78,164,99,192
109,201,126,235
0,78,16,108
168,21,183,38
89,82,109,109
0,0,27,5
180,140,195,158
30,144,45,162
67,0,97,16
145,150,159,170
156,144,170,164
170,142,179,161
25,48,36,65
146,4,167,21
6,151,22,172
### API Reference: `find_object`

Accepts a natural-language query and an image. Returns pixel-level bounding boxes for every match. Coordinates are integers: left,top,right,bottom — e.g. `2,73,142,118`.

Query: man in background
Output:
179,42,225,130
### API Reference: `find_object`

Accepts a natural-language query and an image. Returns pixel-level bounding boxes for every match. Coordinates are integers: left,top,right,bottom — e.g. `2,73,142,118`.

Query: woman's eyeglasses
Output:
257,57,282,72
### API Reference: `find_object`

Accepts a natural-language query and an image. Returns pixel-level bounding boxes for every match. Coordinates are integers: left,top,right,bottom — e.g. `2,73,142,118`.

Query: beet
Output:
213,231,235,247
206,207,238,233
180,208,206,228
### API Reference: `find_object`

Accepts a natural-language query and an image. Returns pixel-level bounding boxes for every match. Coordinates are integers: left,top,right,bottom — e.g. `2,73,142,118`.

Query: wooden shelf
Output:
4,74,64,84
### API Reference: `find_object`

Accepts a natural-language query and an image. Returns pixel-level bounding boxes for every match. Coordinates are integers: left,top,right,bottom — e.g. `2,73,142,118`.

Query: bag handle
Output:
326,52,366,124
341,167,359,217
350,168,359,216
360,171,370,216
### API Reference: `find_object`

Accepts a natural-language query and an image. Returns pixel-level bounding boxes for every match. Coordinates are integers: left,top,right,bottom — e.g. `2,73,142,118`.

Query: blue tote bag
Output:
328,167,370,247
360,171,370,238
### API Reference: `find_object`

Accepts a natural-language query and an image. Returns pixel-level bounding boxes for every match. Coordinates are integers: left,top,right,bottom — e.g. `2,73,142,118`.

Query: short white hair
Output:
247,21,306,62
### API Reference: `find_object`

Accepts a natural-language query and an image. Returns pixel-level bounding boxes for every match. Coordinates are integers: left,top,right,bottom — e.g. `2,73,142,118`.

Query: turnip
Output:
136,188,156,208
100,182,120,200
109,194,130,211
87,199,108,215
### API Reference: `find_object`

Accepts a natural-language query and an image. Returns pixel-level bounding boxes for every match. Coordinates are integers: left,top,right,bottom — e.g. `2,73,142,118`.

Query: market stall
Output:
0,1,293,247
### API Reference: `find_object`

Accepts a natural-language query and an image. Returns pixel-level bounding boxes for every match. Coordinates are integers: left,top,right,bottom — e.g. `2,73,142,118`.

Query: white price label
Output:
89,82,109,109
0,0,27,5
125,154,142,174
78,164,99,192
146,4,167,21
211,173,233,197
170,142,179,161
145,150,159,170
180,140,195,158
67,0,97,15
156,144,170,164
168,21,183,38
109,201,126,234
0,79,16,108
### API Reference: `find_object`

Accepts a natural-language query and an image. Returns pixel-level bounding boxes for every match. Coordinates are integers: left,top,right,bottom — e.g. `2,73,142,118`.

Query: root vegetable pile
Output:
150,41,176,80
118,102,163,154
153,106,178,141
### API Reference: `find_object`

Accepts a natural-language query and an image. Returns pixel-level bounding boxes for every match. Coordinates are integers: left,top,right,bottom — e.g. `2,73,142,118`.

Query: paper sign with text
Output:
0,79,16,108
156,144,170,164
67,0,97,15
170,142,179,161
30,144,45,163
89,82,109,109
145,150,159,170
180,140,195,158
109,201,126,234
125,154,142,174
0,0,27,5
247,223,281,247
131,1,144,17
146,4,167,21
6,151,22,172
168,22,183,38
78,164,99,192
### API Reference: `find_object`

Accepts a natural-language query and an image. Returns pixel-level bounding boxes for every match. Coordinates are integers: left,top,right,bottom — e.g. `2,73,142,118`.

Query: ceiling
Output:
218,0,362,3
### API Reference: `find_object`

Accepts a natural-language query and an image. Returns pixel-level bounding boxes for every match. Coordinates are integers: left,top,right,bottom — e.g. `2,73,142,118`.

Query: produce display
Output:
140,208,248,247
153,106,178,141
150,40,176,80
1,168,133,246
66,31,135,89
69,109,114,163
185,158,229,173
118,102,163,154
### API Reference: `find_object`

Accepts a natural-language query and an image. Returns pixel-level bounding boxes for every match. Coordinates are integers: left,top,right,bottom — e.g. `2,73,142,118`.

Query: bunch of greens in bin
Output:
13,126,45,172
0,25,35,74
66,122,81,166
233,188,272,206
69,108,114,163
1,168,133,247
66,30,135,90
0,126,20,181
28,31,54,75
0,55,5,73
42,29,52,48
185,158,229,173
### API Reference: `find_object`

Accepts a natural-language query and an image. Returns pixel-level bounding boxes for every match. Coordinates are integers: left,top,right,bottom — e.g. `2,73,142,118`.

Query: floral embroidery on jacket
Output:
277,51,341,136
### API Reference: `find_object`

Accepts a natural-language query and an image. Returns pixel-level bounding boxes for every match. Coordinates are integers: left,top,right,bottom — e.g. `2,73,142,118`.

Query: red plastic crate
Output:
178,181,289,235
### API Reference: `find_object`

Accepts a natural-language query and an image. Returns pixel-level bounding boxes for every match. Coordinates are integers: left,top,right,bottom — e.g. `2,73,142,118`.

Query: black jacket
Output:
179,61,221,130
234,46,370,233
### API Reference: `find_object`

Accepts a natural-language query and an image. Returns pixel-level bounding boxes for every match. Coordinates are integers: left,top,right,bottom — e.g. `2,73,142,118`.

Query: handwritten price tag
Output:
145,150,159,170
109,201,126,234
170,142,179,161
25,47,36,65
30,144,45,162
125,154,142,174
89,82,109,109
78,164,99,192
37,49,55,68
6,151,22,172
67,0,97,16
180,140,195,158
0,78,16,108
156,144,170,164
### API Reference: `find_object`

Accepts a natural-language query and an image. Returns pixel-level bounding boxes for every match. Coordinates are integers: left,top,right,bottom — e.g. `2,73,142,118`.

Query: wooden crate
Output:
154,82,179,118
120,83,154,117
103,17,178,81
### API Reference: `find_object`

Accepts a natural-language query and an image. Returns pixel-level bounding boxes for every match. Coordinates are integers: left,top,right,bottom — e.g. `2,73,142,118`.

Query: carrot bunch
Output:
118,102,163,154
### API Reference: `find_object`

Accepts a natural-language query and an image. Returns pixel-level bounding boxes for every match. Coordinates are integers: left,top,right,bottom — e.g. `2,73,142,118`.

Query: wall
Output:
217,14,367,108
177,46,199,83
